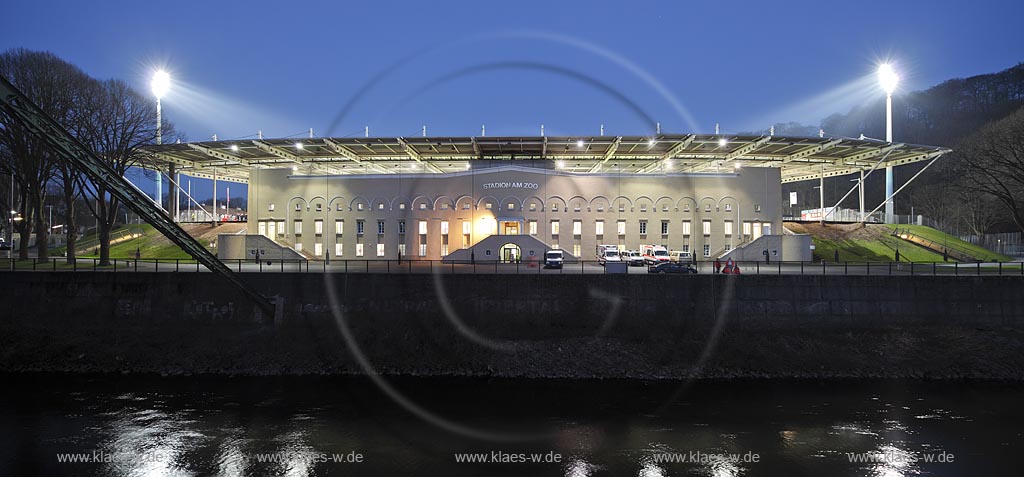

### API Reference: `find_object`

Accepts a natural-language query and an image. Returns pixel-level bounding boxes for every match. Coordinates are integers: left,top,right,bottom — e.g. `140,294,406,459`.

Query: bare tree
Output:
78,79,162,265
0,50,89,261
955,189,1001,236
956,107,1024,233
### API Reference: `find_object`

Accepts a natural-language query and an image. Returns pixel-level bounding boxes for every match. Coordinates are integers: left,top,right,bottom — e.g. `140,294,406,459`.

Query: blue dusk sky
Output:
3,0,1022,199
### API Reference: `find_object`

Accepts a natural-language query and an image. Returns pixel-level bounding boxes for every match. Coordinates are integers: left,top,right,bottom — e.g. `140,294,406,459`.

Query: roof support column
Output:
859,168,865,223
819,165,825,225
168,163,178,221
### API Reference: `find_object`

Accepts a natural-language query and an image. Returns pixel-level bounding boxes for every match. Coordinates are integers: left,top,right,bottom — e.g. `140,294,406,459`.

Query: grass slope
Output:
884,224,1012,262
784,222,1009,263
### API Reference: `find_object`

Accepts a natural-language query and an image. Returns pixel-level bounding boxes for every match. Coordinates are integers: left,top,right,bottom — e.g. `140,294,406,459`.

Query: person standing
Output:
713,257,721,274
895,249,901,262
834,249,840,263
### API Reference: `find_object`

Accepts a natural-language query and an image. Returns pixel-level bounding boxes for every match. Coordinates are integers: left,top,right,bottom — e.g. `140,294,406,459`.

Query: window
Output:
356,243,364,257
335,243,343,257
529,220,537,235
441,203,449,210
574,203,581,212
399,203,406,210
639,221,647,235
440,221,449,235
485,202,493,210
597,204,604,212
754,204,762,213
419,220,428,235
335,219,344,235
462,202,470,210
293,220,303,235
682,221,692,236
724,242,732,252
419,203,427,210
377,220,385,235
357,220,364,235
572,220,581,235
683,204,690,212
258,221,267,237
683,244,690,253
595,220,604,236
377,244,385,257
399,243,406,256
508,203,515,210
702,220,711,236
573,244,581,257
661,221,669,235
441,242,448,256
640,204,647,212
314,243,323,256
378,203,384,210
295,203,302,211
277,221,284,236
529,203,537,212
703,244,710,257
743,222,752,236
462,221,471,235
550,202,558,212
724,204,732,212
357,203,364,211
419,243,427,256
268,204,275,212
705,204,711,212
724,220,734,236
294,243,302,252
618,202,625,212
316,203,322,211
551,220,560,235
315,219,323,235
617,220,626,236
399,220,406,234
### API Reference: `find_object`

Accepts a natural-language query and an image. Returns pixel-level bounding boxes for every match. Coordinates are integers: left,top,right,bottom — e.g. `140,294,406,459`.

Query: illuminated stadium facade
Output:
145,134,950,261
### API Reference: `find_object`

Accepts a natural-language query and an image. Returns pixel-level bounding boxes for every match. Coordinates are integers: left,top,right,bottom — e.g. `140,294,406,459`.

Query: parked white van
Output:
669,251,693,263
544,250,564,269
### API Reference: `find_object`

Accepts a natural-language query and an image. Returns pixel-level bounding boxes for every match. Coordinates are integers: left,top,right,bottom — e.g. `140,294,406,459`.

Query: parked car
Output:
621,250,645,266
648,261,698,274
0,237,8,250
669,250,693,263
544,250,564,269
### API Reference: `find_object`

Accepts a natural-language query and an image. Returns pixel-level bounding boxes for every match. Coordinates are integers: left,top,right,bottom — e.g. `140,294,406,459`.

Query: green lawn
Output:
69,224,201,259
812,234,944,263
883,224,1012,262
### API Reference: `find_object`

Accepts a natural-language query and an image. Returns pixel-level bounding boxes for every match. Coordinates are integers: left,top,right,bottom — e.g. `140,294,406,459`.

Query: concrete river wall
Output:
1,272,1023,379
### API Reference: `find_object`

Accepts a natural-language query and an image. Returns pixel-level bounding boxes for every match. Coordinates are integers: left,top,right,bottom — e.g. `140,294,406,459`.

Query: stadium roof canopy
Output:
143,134,950,184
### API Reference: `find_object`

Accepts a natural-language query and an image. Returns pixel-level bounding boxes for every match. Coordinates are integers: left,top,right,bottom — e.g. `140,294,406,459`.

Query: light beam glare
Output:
737,75,878,133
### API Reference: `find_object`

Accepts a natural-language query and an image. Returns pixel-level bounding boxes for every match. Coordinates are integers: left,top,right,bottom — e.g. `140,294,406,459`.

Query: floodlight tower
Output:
151,70,170,211
878,63,899,223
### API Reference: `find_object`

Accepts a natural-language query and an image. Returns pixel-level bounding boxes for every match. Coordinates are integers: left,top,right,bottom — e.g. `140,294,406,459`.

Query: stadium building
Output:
146,134,950,262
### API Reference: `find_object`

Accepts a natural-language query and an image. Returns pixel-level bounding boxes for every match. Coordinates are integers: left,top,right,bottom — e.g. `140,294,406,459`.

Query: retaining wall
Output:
1,272,1022,378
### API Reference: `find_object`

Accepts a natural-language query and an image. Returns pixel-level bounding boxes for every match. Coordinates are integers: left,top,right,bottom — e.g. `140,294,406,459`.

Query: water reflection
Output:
0,377,1020,476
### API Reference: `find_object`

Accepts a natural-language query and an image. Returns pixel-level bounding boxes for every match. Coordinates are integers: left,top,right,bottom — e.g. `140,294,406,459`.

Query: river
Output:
1,376,1020,476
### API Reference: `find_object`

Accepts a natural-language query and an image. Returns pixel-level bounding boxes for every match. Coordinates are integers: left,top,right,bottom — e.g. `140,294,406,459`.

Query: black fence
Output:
4,257,1024,276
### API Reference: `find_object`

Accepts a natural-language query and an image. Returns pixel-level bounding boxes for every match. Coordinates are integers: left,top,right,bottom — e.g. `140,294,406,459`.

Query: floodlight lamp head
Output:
878,63,899,95
151,70,170,99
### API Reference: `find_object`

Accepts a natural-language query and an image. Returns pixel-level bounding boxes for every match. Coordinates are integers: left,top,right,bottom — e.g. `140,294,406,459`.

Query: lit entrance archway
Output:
500,243,521,263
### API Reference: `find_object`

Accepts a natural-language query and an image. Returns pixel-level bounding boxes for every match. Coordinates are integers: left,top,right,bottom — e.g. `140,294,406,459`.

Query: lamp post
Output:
151,70,170,212
878,63,899,224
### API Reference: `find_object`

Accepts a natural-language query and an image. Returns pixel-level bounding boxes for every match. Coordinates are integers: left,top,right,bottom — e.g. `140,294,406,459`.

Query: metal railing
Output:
3,257,1023,276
